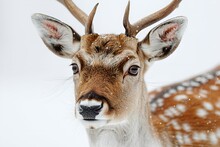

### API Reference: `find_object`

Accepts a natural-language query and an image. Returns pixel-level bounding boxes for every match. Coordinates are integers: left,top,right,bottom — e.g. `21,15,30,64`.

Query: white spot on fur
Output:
170,107,181,116
193,132,207,141
205,74,214,80
200,89,208,94
164,106,183,118
163,93,171,98
176,104,186,113
195,76,208,84
150,103,157,112
171,120,181,130
198,93,208,98
209,132,218,145
203,102,214,111
199,132,208,141
177,86,185,91
156,99,164,107
183,134,192,144
182,123,191,132
196,108,208,118
176,132,184,144
168,89,177,94
174,95,188,101
159,114,169,122
210,85,219,91
190,81,200,87
182,81,190,87
164,108,174,118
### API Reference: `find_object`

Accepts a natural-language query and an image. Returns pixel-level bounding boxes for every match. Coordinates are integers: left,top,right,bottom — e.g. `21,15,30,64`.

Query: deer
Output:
31,0,220,146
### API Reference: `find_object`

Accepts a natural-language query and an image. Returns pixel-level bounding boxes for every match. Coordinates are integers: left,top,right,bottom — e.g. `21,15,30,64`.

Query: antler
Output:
123,0,182,37
85,3,99,34
57,0,98,34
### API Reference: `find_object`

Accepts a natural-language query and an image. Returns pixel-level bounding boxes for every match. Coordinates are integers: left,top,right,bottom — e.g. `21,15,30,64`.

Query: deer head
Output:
32,0,187,129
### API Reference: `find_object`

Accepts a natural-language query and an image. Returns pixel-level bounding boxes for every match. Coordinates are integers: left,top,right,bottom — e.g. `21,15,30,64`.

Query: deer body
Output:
150,66,220,146
31,0,220,146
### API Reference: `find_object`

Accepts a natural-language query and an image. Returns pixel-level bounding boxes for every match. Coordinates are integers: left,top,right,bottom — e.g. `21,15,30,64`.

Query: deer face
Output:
32,0,187,128
72,34,144,128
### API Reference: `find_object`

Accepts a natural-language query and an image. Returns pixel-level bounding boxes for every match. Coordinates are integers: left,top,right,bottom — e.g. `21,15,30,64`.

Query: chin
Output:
79,118,129,129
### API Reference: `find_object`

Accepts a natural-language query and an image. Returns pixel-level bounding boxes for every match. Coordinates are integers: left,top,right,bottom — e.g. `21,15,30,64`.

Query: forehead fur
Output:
80,34,138,55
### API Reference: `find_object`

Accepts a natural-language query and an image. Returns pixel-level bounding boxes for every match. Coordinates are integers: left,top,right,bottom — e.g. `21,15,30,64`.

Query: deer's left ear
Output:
140,16,187,62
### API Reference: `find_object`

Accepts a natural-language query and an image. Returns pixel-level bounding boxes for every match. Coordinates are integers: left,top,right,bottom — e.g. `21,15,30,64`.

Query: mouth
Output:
79,119,109,129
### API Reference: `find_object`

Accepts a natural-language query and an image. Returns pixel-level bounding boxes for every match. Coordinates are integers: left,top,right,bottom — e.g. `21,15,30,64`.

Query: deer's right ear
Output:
31,13,81,58
140,17,187,62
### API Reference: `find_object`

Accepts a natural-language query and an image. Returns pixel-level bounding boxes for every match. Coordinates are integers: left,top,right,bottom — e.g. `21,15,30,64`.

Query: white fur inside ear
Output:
32,13,80,57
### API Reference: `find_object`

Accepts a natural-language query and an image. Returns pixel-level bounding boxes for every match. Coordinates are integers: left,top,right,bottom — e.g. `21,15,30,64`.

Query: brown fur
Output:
80,34,139,55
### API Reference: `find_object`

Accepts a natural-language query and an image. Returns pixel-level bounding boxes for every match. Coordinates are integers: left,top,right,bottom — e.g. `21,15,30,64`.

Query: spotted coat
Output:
150,66,220,146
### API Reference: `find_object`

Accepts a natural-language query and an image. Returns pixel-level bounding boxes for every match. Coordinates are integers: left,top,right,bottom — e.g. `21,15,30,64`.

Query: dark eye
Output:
70,63,79,74
128,65,140,76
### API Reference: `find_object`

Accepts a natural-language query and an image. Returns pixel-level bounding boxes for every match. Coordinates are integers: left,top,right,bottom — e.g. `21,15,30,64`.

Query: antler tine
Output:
85,3,99,34
123,1,132,36
124,0,182,37
57,0,88,26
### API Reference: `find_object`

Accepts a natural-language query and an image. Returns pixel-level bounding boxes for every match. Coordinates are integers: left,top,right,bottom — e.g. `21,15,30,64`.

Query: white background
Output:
0,0,219,146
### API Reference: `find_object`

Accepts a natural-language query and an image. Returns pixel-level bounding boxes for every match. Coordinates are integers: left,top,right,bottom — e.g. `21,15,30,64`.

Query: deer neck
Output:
86,81,162,147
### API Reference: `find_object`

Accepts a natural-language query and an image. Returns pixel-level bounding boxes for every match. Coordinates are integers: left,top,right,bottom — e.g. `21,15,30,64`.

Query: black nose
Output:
79,103,103,120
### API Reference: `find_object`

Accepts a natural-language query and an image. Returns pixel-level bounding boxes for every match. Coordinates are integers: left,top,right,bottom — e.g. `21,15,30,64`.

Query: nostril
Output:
79,105,83,113
91,102,103,113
